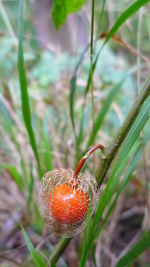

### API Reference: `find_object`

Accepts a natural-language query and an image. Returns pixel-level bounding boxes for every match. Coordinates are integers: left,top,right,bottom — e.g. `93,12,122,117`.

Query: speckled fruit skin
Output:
49,183,89,224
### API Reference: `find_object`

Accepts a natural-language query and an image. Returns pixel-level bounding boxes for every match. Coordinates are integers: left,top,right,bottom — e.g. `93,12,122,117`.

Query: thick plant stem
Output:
95,81,150,185
49,81,150,264
49,237,71,264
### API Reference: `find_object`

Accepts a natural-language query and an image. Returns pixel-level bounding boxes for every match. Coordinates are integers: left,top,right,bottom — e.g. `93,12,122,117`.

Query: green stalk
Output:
49,237,71,264
90,0,95,145
95,80,150,185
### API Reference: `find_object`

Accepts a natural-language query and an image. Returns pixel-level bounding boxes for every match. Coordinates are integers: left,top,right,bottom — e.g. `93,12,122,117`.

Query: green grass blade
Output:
82,0,107,96
112,103,150,177
92,95,150,238
80,94,150,266
84,0,150,101
115,232,150,267
95,143,142,238
84,50,98,96
70,76,77,137
69,44,90,138
77,0,106,145
99,0,150,55
41,136,52,172
78,67,135,148
78,0,149,147
80,148,134,266
40,120,53,172
18,0,43,177
80,203,92,267
91,244,97,267
51,260,56,267
98,128,150,237
78,48,104,146
22,227,47,267
0,164,23,191
27,160,34,209
96,0,107,36
87,80,124,147
10,130,28,185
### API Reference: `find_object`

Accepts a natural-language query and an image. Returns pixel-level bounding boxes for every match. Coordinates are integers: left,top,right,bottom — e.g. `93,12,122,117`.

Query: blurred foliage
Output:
0,0,150,266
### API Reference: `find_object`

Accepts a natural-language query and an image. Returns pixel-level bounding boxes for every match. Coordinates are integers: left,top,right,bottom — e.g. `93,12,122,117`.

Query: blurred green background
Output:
0,0,150,266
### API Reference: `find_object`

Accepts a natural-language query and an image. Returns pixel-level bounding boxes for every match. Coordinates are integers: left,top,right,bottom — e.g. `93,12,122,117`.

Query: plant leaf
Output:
80,93,150,266
22,227,47,267
93,95,150,241
69,44,90,139
85,0,150,100
27,160,34,209
0,164,23,191
52,0,86,29
99,0,150,55
87,80,124,147
99,127,150,237
115,232,150,267
40,119,53,172
80,203,92,266
18,0,43,177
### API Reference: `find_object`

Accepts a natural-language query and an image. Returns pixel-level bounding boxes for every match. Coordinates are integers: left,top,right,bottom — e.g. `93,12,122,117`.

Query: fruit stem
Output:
73,144,104,179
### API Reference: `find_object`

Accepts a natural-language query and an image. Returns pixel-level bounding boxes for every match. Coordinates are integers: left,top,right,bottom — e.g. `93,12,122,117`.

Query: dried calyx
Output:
38,144,104,237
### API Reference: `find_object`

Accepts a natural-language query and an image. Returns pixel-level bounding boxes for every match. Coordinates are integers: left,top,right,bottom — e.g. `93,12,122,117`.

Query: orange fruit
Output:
49,183,89,224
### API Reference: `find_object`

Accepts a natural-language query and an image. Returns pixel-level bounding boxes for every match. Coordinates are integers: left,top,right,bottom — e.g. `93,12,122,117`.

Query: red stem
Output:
73,144,104,179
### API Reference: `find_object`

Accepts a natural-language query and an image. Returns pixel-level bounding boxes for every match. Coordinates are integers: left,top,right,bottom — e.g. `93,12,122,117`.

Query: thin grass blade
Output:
27,160,34,209
95,142,143,238
87,80,124,147
0,164,23,191
22,227,47,267
98,0,150,56
40,120,53,172
18,0,43,177
69,44,90,138
80,94,150,266
92,95,150,241
84,0,150,101
80,203,92,266
115,231,150,267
